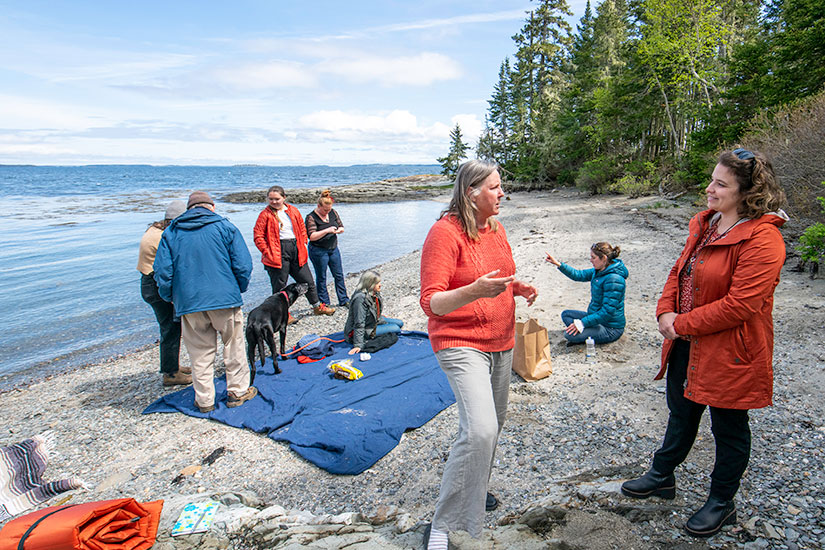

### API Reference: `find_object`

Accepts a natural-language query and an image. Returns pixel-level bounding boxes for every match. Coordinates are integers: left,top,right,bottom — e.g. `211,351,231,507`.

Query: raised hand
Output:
545,252,560,266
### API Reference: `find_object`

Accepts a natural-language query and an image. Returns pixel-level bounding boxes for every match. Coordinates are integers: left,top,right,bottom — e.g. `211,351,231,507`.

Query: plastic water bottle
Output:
585,337,596,363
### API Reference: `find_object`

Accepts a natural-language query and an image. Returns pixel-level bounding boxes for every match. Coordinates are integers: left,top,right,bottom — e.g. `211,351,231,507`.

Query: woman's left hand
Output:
658,312,680,340
511,280,538,306
565,322,580,335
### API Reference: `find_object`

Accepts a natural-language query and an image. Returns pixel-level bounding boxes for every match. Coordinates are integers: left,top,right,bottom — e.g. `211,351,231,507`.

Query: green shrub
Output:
798,184,825,267
576,157,616,193
799,223,825,264
606,173,657,197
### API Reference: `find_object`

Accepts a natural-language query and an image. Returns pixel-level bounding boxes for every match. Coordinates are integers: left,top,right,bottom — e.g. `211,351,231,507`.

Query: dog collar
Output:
279,290,289,302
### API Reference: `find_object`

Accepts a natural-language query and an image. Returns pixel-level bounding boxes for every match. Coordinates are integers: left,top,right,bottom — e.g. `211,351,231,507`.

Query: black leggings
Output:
651,339,751,501
264,239,319,306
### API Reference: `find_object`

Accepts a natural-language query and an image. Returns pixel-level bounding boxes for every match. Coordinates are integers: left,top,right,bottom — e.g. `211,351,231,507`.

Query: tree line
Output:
440,0,824,201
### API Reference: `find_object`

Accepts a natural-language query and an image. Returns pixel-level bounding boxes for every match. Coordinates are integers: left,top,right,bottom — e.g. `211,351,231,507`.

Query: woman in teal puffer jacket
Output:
545,242,628,345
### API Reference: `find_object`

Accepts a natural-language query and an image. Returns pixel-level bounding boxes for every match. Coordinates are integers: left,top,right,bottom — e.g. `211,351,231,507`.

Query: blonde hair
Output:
591,242,621,261
355,270,381,294
318,189,334,207
440,159,500,240
718,148,786,218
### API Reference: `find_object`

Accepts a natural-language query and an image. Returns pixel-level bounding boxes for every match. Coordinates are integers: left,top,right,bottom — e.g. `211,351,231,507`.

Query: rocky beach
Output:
1,189,823,550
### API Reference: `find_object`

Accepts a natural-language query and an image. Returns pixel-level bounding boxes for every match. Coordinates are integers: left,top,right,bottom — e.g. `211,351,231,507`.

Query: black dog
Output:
246,282,308,382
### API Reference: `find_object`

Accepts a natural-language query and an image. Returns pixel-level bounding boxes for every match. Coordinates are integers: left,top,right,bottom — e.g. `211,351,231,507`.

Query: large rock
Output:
221,175,451,204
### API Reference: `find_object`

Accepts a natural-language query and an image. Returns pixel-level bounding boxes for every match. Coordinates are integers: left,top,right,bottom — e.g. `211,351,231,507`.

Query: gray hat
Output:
187,191,215,209
164,200,186,220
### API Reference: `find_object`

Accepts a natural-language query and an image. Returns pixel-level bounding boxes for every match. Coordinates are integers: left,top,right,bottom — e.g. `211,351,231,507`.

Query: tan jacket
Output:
137,225,163,275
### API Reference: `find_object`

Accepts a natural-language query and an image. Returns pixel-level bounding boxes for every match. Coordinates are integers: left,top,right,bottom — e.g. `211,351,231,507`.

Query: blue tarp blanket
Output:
143,331,455,475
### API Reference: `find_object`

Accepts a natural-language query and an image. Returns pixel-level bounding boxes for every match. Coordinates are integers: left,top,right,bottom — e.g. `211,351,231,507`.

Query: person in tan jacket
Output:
137,200,191,386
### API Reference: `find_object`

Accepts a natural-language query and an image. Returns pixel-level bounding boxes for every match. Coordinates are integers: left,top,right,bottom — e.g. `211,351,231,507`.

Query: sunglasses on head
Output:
733,148,755,161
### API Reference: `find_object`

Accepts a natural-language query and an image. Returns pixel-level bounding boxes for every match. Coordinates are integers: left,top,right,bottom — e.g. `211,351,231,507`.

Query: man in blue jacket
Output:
154,191,256,413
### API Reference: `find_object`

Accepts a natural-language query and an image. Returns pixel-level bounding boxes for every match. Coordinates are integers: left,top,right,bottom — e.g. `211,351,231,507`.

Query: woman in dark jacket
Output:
306,189,349,308
344,271,403,355
545,242,627,345
620,148,787,538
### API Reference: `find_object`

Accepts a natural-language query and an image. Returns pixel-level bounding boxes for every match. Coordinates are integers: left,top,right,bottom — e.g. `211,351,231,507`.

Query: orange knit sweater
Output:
419,215,516,353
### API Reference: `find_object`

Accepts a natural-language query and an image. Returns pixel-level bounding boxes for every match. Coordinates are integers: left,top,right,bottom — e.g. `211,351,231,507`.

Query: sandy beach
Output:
2,190,824,550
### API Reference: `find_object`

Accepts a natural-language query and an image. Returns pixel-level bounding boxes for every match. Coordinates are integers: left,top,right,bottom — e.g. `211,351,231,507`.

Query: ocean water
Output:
0,164,444,388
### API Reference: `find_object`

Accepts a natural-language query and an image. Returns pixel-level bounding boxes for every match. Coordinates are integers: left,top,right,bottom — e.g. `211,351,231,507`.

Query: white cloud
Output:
370,9,529,33
0,95,98,130
211,61,317,89
450,114,483,144
319,52,461,86
297,109,449,142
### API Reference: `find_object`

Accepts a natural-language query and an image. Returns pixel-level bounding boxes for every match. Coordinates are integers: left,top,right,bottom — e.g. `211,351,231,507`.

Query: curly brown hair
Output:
718,148,786,219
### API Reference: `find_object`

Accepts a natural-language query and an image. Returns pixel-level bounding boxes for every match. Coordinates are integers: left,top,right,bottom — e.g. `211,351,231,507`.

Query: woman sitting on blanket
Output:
545,242,628,345
345,271,404,355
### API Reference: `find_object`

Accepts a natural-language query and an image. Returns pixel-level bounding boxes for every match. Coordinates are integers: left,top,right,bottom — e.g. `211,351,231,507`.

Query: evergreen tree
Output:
509,0,573,180
437,124,470,177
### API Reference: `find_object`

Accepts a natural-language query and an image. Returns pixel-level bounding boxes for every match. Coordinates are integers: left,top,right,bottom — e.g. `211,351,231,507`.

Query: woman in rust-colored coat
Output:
621,148,787,538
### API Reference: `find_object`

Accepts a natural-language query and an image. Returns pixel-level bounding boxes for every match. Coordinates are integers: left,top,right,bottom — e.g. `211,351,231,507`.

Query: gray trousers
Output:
432,347,512,537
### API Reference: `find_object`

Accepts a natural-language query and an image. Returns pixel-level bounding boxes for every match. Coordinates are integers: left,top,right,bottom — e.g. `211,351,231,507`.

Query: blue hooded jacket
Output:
558,258,628,329
153,207,253,317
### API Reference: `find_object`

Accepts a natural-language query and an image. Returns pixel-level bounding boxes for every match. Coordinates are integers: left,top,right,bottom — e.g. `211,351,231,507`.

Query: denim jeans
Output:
375,317,403,336
560,309,624,344
308,244,349,306
652,339,751,500
432,347,512,538
141,273,181,374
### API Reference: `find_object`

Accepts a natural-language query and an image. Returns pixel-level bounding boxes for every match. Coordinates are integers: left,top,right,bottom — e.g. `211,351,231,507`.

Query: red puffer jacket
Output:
253,204,308,269
655,209,787,409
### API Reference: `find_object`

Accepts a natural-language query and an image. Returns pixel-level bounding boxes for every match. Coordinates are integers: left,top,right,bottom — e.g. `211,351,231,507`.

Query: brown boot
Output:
227,386,258,408
287,312,299,325
313,303,335,316
163,371,192,386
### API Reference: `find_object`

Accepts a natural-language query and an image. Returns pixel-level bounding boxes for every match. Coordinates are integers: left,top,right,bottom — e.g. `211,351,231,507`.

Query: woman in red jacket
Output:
621,149,787,538
253,185,334,317
419,160,537,549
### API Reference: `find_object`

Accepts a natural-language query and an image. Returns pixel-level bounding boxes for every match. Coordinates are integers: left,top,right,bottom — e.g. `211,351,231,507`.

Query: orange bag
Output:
0,498,163,550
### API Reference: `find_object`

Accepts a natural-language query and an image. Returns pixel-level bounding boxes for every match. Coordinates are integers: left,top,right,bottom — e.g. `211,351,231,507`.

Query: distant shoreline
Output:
221,174,452,204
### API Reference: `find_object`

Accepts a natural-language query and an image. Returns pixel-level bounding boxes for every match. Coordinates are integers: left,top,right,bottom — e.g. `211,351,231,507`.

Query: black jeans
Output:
651,339,751,501
140,273,181,374
264,239,319,305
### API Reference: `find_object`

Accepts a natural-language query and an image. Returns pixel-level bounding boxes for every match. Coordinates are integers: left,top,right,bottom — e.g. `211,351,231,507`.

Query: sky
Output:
0,1,589,166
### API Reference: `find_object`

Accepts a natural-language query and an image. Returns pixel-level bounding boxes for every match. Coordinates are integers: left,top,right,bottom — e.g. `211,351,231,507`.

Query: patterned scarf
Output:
0,431,84,521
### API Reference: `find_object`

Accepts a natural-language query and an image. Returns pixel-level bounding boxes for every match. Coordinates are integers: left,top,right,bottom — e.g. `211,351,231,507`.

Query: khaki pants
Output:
432,347,512,538
181,307,249,409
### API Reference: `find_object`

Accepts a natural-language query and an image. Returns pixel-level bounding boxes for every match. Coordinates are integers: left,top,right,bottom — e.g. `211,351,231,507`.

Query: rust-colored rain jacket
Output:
253,203,309,269
655,209,787,409
0,498,162,550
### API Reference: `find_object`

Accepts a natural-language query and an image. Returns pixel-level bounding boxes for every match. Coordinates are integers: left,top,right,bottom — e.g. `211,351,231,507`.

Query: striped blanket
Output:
0,431,84,522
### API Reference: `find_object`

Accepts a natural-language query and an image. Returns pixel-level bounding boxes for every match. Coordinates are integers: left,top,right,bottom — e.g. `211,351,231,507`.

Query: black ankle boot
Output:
620,469,676,499
684,495,736,537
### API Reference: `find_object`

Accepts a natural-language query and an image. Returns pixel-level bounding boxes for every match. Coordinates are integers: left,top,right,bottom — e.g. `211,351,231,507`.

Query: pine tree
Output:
437,124,470,177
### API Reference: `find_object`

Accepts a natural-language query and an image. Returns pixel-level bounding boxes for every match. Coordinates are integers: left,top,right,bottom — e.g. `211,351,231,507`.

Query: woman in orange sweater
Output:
621,148,787,538
419,160,537,549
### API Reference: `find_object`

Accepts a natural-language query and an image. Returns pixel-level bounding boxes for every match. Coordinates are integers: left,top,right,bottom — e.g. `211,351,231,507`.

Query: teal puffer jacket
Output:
558,258,628,329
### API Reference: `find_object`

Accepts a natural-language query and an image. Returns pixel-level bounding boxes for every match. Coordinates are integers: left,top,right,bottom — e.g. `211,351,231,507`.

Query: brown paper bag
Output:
512,318,552,381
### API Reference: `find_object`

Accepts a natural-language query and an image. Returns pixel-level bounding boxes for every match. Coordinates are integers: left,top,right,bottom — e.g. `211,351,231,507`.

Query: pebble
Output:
2,191,824,549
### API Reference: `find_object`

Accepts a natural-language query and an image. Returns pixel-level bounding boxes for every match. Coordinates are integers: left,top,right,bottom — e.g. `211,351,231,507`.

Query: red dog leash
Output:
277,290,345,357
